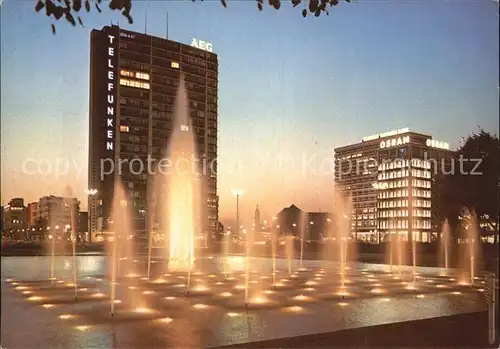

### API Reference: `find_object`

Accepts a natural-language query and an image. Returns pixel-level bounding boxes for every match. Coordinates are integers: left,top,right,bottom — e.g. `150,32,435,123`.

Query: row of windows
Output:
379,190,409,199
412,189,431,198
413,209,431,217
413,200,431,208
379,210,409,218
120,78,150,90
413,179,431,188
411,169,431,179
379,200,409,208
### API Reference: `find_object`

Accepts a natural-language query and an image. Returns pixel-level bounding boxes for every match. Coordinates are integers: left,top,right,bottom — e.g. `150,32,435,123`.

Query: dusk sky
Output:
1,0,498,227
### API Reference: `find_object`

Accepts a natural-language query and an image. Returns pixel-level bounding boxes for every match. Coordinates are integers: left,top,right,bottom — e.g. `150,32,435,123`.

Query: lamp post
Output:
231,189,244,235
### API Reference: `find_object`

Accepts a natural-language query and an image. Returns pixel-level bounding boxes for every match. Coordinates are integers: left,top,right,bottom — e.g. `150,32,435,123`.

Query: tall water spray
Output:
441,219,450,272
333,193,352,290
299,212,306,270
159,75,200,272
466,210,479,285
271,233,277,284
285,235,294,276
63,187,78,300
411,236,417,286
108,180,138,316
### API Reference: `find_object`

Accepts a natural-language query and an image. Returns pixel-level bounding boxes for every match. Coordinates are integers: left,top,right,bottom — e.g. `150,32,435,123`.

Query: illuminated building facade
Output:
88,26,218,248
334,128,454,244
2,198,28,235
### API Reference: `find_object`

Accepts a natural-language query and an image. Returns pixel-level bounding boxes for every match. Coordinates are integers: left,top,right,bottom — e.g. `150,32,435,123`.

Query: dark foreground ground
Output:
221,311,497,348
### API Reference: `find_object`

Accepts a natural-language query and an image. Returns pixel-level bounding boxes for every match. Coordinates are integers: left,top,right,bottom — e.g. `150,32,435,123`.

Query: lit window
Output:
120,69,133,77
119,78,150,90
181,125,189,131
171,61,180,69
120,125,130,132
135,72,150,80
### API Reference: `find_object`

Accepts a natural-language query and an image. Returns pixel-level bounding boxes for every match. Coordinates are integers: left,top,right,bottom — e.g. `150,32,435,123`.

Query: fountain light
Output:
95,278,102,282
57,280,64,284
227,312,241,317
66,282,76,287
304,280,318,286
135,307,152,314
28,296,43,301
114,299,122,304
91,292,105,298
451,291,462,295
158,317,173,324
292,294,311,301
174,283,186,288
380,298,391,302
164,273,171,277
426,279,435,283
140,277,149,281
22,291,32,295
284,306,303,312
370,288,385,294
128,286,137,290
215,281,224,285
405,285,416,290
193,271,203,276
164,296,177,300
449,278,456,282
250,296,268,304
301,287,315,292
193,303,208,309
126,273,139,278
193,285,209,292
5,278,13,282
458,281,469,286
234,284,245,290
208,274,217,278
220,292,233,297
250,280,259,284
272,282,285,287
260,276,271,280
436,284,447,288
59,314,74,320
263,290,275,295
314,277,322,281
15,286,28,290
75,325,90,331
142,290,155,295
11,282,19,286
226,276,236,281
281,278,290,283
338,302,349,307
416,294,425,299
78,288,88,291
41,304,54,309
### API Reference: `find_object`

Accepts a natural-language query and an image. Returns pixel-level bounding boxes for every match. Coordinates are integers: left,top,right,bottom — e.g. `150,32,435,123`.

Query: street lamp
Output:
231,189,244,234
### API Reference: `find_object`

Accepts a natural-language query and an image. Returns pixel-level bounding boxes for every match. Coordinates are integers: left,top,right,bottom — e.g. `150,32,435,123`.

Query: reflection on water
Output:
1,256,486,349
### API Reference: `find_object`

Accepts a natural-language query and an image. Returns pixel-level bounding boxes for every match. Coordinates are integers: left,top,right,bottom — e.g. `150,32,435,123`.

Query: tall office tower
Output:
334,128,454,244
88,26,219,248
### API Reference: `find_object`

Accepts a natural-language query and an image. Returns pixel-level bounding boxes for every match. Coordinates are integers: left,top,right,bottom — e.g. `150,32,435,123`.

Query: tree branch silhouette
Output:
35,0,351,34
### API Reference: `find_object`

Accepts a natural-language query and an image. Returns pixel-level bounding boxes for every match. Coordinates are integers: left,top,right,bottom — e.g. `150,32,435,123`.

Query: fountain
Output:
462,209,479,285
299,212,307,270
158,74,200,272
411,235,417,287
440,219,450,273
108,179,141,316
285,235,294,276
331,191,352,291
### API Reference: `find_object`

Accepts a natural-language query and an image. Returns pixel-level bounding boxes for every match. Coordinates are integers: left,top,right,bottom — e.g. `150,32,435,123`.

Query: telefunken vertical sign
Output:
106,34,117,152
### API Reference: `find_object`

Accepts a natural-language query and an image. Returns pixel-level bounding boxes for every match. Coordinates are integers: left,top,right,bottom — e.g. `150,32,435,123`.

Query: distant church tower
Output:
254,205,261,230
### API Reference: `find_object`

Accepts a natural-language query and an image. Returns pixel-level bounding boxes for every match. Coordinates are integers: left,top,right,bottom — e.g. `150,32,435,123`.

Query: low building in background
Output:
27,202,38,228
78,211,89,242
2,198,28,238
36,196,80,239
274,204,333,242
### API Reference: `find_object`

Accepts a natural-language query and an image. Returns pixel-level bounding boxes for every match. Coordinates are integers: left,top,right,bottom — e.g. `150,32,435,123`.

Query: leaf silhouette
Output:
51,24,56,34
220,0,227,8
77,16,84,26
35,0,45,12
84,0,90,11
95,3,101,12
302,8,307,17
257,2,263,10
291,0,301,7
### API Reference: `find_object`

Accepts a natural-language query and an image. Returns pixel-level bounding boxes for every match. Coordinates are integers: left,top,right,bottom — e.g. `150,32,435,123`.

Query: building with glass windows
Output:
334,128,454,244
88,26,218,247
